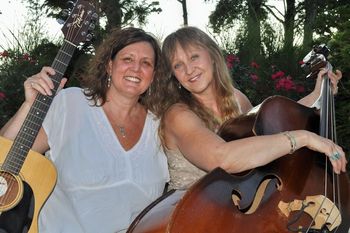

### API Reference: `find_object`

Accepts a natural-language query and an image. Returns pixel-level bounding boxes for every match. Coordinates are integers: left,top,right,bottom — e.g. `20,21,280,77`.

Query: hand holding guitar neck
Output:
0,1,97,232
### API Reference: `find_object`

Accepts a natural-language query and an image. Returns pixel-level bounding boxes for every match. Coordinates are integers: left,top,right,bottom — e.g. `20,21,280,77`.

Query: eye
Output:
142,60,154,67
173,63,183,70
191,54,199,61
123,57,132,63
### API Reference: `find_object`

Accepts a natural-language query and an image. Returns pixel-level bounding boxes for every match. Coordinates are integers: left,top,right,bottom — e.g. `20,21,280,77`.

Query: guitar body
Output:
0,1,96,231
0,136,57,233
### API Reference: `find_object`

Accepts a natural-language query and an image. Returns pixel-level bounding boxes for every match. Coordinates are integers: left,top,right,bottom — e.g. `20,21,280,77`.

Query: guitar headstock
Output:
61,0,98,45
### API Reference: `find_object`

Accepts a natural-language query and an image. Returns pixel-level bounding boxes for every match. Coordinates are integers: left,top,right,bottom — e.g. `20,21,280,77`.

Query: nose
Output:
131,61,141,72
185,62,194,75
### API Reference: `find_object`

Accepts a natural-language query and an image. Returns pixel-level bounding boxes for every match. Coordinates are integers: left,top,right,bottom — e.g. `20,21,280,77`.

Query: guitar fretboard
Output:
2,41,76,174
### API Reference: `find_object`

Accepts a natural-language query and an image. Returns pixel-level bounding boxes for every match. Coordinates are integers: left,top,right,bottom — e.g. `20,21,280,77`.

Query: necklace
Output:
118,126,126,138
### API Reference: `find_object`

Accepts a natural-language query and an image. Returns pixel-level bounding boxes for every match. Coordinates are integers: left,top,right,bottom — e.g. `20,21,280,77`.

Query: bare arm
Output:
0,66,67,154
164,104,347,175
298,69,342,107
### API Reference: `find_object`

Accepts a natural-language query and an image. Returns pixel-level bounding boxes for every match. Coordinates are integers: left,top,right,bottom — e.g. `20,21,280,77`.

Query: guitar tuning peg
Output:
86,33,93,42
66,0,76,10
88,23,96,31
57,9,70,25
91,13,98,21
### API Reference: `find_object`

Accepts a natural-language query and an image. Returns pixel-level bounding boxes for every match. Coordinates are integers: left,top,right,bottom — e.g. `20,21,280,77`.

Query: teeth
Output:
189,75,199,82
125,76,140,83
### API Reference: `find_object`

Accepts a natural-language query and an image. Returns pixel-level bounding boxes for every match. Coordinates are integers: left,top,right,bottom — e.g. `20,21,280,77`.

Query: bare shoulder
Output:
164,103,202,128
162,103,202,149
233,88,253,114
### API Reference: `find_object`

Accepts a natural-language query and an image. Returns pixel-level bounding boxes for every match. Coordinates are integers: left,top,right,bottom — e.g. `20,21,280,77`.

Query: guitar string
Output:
2,28,77,207
4,4,81,172
5,45,71,172
2,4,89,208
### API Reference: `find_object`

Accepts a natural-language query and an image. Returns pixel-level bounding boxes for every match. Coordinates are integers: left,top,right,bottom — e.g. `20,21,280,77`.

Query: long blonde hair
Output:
153,26,241,146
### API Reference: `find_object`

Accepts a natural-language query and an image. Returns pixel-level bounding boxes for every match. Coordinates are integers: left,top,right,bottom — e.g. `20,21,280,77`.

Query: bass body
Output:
127,96,350,233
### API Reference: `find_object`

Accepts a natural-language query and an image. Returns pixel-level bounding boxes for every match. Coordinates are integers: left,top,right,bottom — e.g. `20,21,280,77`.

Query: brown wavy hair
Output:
81,27,162,112
153,26,241,144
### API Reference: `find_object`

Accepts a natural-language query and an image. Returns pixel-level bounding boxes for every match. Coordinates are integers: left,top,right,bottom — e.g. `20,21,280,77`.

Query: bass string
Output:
305,73,342,232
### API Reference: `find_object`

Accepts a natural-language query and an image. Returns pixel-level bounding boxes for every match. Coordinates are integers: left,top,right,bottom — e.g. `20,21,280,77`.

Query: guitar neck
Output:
3,41,77,174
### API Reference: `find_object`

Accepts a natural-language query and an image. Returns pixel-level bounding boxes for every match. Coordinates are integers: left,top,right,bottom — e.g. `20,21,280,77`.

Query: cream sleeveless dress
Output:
166,148,206,190
165,99,244,191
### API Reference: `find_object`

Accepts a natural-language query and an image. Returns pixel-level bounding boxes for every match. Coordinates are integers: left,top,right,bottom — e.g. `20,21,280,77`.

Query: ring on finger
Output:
330,151,341,161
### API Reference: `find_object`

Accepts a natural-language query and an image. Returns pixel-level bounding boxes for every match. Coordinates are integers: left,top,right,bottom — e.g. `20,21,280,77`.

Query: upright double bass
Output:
127,45,350,233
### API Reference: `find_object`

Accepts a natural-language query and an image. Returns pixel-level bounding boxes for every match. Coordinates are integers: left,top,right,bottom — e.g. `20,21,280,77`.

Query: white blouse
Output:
39,87,169,233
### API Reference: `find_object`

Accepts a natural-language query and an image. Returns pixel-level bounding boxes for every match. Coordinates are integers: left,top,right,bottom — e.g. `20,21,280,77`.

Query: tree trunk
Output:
283,0,295,53
178,0,188,26
303,0,318,49
282,0,296,72
243,0,263,63
101,0,123,31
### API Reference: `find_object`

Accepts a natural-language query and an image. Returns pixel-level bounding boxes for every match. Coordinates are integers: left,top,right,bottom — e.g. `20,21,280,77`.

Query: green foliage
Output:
327,20,350,157
313,1,350,40
33,0,161,34
209,0,246,33
0,41,61,127
0,0,83,128
212,0,350,162
224,53,310,106
0,0,55,127
224,49,350,168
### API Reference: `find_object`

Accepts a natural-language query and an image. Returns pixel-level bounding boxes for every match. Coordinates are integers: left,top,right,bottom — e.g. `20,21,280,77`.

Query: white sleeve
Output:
42,89,68,161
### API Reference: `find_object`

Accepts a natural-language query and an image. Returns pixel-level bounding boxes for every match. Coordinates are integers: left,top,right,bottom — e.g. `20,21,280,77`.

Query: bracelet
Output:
283,131,297,154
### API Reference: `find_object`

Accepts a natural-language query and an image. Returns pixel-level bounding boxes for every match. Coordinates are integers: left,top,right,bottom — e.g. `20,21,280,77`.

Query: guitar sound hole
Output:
0,182,34,233
0,171,21,210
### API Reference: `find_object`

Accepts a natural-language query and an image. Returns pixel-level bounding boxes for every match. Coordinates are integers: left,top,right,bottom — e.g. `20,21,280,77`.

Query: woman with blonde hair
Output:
153,26,346,191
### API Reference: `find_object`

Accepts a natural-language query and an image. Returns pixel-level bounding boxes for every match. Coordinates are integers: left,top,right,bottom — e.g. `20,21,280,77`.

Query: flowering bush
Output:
225,53,308,105
0,49,42,127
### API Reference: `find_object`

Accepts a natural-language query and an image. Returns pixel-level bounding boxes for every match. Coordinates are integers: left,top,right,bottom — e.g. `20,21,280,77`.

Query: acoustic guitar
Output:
0,1,97,232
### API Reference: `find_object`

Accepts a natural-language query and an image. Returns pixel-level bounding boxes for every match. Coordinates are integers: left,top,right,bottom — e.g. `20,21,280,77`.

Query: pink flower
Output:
275,76,295,91
0,50,9,57
250,73,259,82
0,92,6,100
226,54,240,69
271,71,285,80
23,53,30,61
250,61,260,69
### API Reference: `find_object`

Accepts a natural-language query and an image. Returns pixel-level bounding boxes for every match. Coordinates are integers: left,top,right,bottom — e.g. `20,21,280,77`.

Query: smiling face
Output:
108,41,155,98
171,43,215,96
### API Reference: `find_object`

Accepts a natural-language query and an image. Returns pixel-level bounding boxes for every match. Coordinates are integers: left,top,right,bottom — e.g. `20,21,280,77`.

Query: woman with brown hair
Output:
0,27,169,233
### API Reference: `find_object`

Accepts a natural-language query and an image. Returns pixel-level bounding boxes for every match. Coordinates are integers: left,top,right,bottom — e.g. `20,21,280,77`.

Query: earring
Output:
177,82,182,89
107,74,111,88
